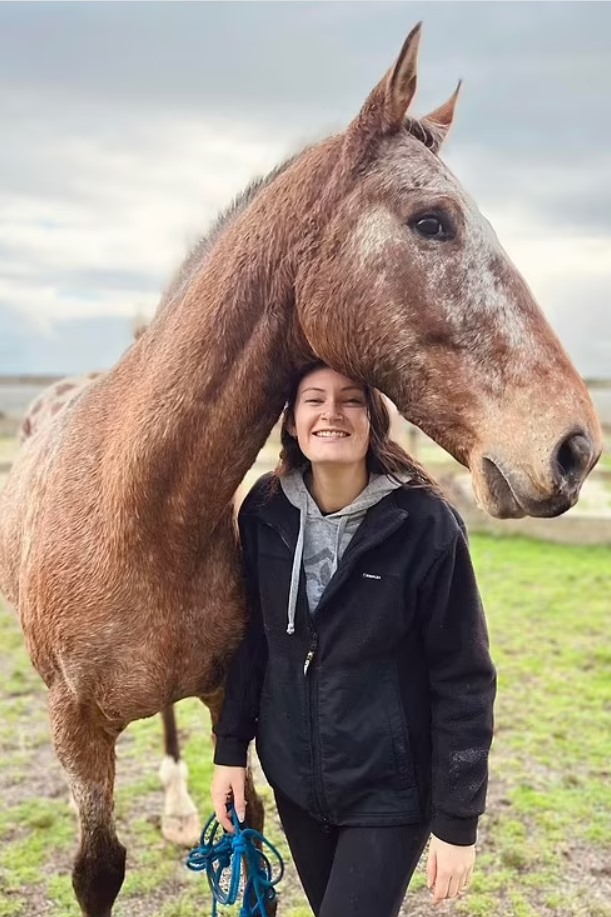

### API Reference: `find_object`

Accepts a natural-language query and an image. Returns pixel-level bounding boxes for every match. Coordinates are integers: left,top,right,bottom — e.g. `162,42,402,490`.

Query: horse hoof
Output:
161,812,202,847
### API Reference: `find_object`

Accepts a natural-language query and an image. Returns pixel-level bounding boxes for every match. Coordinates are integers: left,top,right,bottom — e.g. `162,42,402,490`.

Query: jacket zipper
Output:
306,635,331,824
303,631,318,675
260,519,330,823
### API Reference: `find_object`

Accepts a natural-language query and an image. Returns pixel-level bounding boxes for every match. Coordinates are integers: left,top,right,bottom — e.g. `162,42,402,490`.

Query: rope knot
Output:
186,806,284,917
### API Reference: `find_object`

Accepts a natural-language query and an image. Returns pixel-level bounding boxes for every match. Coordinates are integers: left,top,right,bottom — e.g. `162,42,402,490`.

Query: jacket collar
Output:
248,481,411,626
254,482,409,556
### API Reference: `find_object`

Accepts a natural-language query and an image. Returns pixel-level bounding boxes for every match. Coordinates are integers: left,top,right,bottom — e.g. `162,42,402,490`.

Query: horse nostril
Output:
554,431,594,485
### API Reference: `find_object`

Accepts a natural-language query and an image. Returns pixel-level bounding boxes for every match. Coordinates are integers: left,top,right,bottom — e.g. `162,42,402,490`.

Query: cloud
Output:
0,1,609,375
0,97,292,326
447,145,611,236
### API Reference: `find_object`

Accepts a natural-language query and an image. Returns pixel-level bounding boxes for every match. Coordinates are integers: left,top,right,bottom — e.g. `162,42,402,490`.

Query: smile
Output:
313,430,350,438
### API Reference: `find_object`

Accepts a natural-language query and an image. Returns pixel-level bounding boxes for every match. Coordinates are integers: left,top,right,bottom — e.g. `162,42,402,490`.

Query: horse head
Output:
293,24,601,518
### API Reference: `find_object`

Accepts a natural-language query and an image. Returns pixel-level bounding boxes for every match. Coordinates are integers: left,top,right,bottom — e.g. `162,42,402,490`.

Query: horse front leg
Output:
158,704,201,846
49,684,126,917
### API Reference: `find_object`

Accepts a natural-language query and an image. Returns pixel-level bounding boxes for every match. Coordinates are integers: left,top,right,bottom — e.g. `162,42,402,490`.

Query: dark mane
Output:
156,119,438,317
159,150,306,311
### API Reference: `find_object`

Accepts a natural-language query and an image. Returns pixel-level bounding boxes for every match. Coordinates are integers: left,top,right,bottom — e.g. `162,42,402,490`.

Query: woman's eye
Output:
410,211,455,241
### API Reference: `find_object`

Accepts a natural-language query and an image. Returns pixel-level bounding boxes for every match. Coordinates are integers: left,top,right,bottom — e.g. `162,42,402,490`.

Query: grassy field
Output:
0,536,610,917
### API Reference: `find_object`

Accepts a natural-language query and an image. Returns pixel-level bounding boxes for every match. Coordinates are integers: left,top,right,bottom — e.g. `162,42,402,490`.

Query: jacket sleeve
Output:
417,528,497,846
213,509,268,768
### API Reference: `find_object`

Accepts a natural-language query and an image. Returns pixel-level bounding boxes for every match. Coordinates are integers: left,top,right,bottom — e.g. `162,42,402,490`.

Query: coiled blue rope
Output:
186,806,284,916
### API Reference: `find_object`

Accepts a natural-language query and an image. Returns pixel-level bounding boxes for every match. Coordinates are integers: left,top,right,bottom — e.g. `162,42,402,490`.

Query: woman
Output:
211,362,496,916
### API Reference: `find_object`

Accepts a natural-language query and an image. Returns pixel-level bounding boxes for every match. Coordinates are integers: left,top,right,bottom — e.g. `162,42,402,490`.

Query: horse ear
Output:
420,80,462,149
386,23,422,125
354,23,422,134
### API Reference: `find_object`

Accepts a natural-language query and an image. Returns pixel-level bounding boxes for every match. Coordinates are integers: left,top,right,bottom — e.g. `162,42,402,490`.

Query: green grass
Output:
453,537,611,916
599,451,611,471
0,535,609,915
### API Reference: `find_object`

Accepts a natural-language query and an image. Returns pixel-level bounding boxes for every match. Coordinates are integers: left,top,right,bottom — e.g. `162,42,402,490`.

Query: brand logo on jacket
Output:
362,573,381,580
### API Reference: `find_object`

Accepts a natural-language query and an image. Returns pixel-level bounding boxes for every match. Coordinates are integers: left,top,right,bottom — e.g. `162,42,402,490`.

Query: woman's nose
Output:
322,403,342,421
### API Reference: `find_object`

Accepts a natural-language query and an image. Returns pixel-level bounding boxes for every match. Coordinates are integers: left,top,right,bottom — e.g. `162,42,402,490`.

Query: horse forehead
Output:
359,141,489,240
379,136,461,193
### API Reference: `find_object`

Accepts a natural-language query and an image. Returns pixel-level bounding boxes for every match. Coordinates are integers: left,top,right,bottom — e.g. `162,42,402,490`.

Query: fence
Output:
2,379,610,544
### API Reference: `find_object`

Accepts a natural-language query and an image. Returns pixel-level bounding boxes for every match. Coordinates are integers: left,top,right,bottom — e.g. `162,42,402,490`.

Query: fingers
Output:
233,780,246,824
211,766,247,834
426,844,437,893
212,788,235,834
431,871,451,905
430,867,473,904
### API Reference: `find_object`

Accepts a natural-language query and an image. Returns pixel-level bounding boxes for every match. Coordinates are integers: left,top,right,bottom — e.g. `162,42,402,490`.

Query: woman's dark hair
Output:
273,360,440,493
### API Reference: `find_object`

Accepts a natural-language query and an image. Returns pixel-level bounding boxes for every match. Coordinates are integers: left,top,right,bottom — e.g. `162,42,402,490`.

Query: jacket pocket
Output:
318,662,416,796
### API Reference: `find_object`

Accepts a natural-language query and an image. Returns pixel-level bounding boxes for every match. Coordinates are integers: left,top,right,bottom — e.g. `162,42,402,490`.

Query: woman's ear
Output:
285,410,297,438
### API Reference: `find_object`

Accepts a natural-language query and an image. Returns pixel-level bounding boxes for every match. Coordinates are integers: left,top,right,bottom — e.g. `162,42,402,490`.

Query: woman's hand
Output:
211,765,247,834
426,834,475,904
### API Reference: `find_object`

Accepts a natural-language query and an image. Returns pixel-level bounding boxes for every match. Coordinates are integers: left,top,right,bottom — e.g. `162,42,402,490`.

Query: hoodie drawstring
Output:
286,502,306,635
287,513,348,634
281,469,410,636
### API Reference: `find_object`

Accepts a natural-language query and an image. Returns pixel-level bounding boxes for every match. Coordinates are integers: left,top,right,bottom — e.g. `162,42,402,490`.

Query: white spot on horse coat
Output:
352,208,405,262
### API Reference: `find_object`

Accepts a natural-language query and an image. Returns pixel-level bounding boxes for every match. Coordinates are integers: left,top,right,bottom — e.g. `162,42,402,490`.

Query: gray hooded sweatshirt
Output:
280,468,411,634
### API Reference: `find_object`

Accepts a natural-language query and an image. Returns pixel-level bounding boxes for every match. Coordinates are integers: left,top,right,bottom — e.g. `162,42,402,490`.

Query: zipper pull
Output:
303,633,318,676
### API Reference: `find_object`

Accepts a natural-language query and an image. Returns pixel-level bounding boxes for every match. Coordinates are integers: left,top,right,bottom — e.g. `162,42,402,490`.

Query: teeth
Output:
314,431,348,438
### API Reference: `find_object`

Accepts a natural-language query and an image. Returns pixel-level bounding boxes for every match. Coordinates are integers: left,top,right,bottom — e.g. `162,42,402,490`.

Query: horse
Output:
20,374,103,445
20,373,201,846
0,23,601,917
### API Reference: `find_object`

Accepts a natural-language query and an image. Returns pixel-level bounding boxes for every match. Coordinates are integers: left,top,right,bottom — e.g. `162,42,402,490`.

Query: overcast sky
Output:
1,1,610,377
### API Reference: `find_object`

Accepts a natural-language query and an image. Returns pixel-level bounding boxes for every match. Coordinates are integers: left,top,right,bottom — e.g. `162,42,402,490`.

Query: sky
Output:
1,1,610,378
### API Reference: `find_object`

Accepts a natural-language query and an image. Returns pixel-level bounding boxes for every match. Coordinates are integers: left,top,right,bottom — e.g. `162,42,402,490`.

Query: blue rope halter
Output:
186,807,284,917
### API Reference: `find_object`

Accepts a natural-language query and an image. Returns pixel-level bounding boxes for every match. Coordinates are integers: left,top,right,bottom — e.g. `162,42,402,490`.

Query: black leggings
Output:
274,790,431,917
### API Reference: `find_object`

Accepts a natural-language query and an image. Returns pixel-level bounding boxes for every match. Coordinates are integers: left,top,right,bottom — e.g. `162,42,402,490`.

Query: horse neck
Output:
102,139,346,541
107,225,296,540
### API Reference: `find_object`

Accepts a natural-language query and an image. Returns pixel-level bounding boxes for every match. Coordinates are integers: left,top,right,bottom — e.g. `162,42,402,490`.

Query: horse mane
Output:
403,116,445,153
157,115,439,317
159,149,306,312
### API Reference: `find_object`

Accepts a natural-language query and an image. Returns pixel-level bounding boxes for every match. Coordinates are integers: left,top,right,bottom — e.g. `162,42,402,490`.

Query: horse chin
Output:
474,461,527,520
475,457,577,519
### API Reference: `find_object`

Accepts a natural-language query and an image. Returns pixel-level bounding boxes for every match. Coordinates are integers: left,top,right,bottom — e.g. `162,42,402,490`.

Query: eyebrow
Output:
300,385,364,395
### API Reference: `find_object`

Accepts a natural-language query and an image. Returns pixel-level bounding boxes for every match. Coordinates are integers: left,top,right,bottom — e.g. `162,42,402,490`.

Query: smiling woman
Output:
287,368,373,503
276,362,439,506
212,360,497,915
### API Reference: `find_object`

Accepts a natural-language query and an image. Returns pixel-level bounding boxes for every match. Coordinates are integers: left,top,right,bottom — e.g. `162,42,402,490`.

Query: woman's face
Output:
288,367,371,469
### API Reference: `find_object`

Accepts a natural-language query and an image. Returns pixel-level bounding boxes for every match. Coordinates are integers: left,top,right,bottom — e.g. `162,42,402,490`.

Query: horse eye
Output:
411,212,455,241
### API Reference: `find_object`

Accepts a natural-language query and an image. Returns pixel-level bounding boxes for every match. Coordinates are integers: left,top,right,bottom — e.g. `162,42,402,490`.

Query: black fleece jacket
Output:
214,474,496,846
